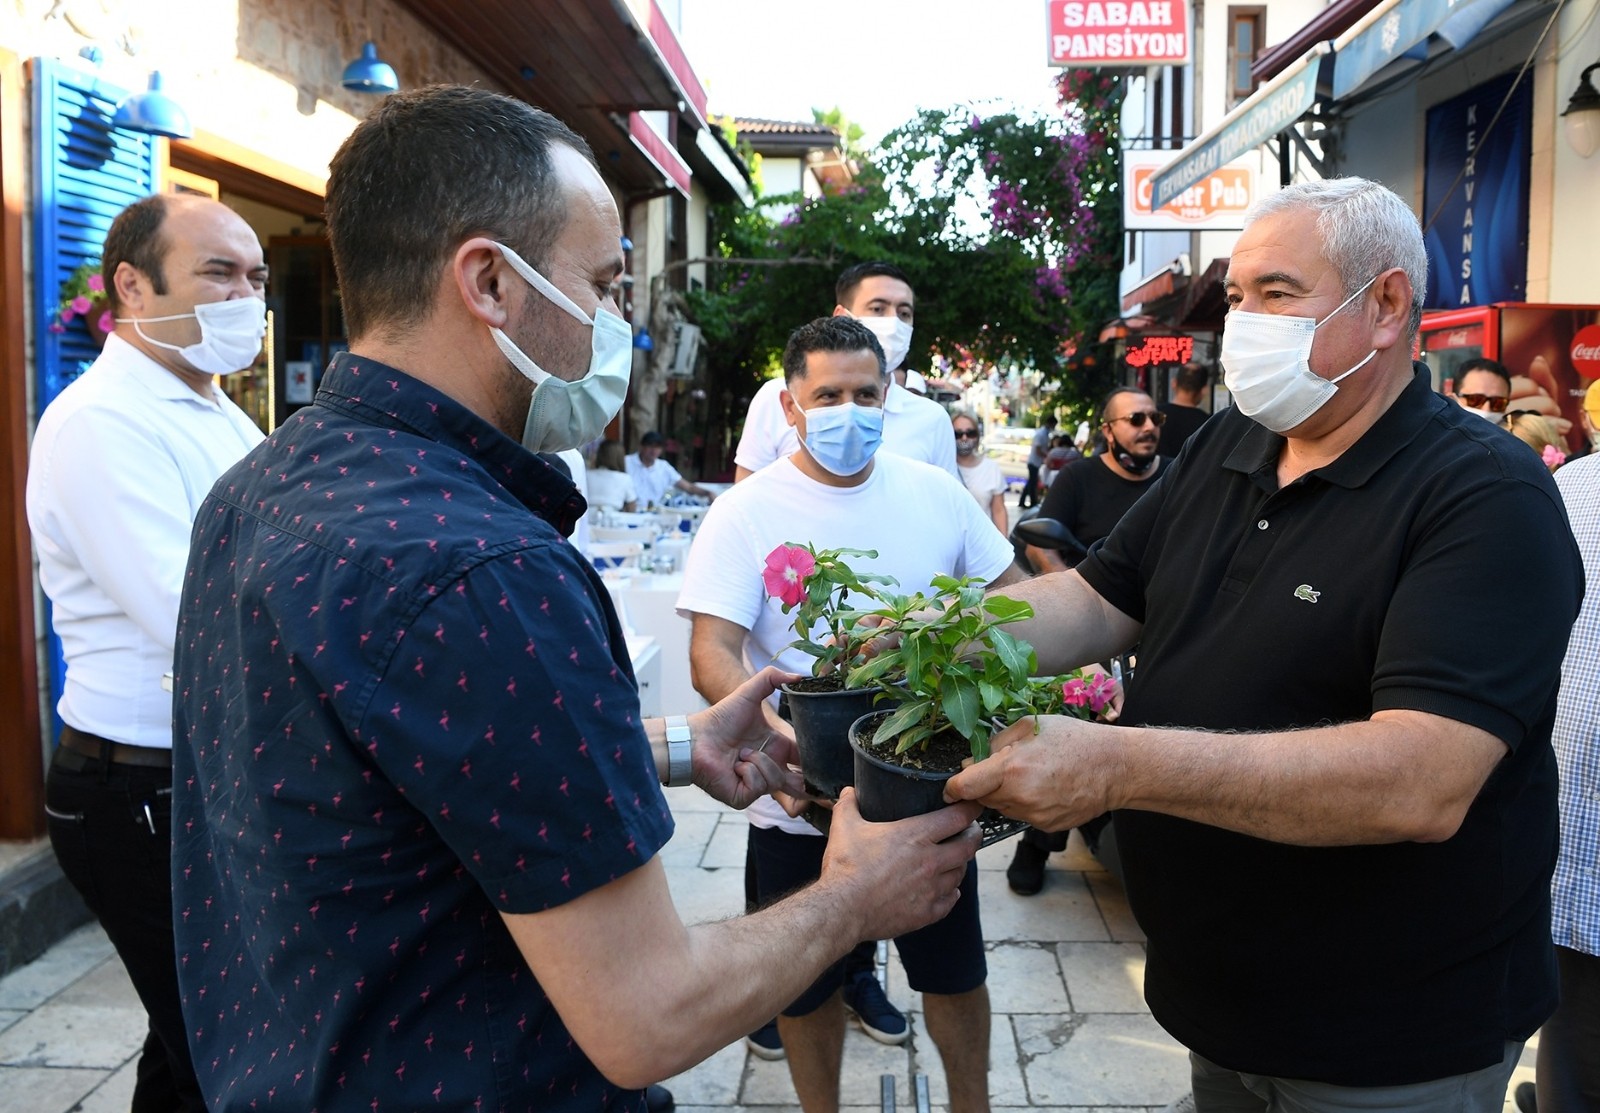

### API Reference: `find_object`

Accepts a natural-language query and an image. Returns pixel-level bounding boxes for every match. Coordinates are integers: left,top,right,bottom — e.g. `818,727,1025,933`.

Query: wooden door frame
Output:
0,49,44,838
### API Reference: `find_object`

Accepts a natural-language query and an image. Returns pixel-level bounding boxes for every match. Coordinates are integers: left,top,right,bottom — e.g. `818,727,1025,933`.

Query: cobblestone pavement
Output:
0,787,1536,1111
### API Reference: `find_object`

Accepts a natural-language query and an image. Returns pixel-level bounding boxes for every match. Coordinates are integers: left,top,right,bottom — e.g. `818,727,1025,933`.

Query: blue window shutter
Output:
31,57,156,739
32,56,155,407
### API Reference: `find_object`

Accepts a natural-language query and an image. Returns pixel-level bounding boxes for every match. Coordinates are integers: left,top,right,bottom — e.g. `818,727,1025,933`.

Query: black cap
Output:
640,431,665,446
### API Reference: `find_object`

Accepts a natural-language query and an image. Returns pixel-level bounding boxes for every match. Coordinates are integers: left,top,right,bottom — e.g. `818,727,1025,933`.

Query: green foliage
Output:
684,73,1127,429
769,543,899,675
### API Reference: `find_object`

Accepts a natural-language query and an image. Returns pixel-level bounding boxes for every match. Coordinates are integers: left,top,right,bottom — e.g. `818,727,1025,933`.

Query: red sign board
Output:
1124,335,1194,368
1048,0,1191,67
1572,324,1600,379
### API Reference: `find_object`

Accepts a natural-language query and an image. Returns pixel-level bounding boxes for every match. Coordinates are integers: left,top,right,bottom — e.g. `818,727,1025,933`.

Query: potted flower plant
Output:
49,260,114,346
763,542,898,799
844,574,1116,823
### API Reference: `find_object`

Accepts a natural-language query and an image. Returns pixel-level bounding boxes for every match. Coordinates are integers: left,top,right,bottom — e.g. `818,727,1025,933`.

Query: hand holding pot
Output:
690,665,806,809
944,715,1120,833
818,789,983,942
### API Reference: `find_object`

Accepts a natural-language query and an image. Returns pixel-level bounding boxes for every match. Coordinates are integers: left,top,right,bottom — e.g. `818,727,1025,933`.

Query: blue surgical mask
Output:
801,403,884,476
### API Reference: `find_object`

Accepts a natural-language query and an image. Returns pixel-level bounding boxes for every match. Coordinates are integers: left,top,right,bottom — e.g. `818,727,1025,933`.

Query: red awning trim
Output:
629,113,692,196
1252,0,1382,84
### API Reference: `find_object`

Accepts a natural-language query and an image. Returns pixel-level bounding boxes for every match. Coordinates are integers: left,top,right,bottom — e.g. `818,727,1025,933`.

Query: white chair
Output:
587,540,644,571
591,524,650,543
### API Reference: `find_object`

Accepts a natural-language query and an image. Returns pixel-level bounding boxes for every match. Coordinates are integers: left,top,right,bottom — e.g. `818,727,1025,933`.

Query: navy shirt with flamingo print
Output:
171,353,673,1112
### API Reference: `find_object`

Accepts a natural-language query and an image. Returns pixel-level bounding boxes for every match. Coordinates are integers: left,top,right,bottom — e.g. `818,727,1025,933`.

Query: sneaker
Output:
842,971,909,1045
1006,839,1049,896
644,1084,675,1112
1515,1081,1538,1113
745,1018,785,1061
1160,1095,1196,1113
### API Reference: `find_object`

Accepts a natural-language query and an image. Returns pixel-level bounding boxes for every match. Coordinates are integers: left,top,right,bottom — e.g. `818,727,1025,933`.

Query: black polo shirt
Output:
1078,364,1583,1086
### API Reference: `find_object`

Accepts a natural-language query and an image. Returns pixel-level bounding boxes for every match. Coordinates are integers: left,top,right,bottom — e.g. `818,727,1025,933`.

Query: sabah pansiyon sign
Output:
1047,0,1190,67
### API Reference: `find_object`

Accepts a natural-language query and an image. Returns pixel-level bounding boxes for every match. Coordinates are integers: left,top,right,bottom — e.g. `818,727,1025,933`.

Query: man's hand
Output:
818,789,984,941
943,715,1120,833
688,665,805,808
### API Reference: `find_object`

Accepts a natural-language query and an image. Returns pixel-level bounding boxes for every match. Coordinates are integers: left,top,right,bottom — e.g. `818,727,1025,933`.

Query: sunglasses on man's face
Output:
1107,410,1167,429
1459,393,1509,413
954,429,979,439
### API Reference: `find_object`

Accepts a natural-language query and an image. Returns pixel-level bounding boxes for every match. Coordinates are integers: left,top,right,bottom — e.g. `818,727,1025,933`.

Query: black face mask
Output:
1107,427,1157,475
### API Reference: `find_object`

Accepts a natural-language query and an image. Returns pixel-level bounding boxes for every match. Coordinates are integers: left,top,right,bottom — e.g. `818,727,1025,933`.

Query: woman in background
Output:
587,439,638,511
952,409,1008,536
1504,411,1568,473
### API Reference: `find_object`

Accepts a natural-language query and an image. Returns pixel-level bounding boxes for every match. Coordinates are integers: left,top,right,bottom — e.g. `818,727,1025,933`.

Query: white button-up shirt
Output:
27,334,263,749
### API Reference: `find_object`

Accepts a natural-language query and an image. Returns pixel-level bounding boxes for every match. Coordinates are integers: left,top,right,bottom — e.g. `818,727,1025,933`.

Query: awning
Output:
1150,45,1328,210
628,113,692,197
1331,0,1519,99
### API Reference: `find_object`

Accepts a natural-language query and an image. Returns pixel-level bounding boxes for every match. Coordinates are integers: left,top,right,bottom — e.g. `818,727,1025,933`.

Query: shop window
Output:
1229,8,1266,105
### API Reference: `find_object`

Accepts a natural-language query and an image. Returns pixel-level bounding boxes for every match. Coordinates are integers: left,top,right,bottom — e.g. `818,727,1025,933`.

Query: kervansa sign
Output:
1047,0,1190,67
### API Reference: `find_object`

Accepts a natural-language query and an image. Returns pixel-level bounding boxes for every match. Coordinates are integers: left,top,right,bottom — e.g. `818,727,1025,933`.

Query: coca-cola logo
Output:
1573,325,1600,378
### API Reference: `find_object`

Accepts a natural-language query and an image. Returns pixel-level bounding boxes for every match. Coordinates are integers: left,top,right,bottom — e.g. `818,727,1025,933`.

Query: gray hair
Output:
949,407,980,428
1246,178,1427,339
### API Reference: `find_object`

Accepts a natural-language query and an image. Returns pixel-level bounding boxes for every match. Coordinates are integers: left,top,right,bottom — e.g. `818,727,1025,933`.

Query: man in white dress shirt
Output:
626,429,717,507
732,262,958,481
26,194,267,1113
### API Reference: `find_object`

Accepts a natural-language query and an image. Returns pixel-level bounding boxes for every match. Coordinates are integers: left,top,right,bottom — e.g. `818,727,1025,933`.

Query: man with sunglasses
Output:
1448,356,1513,419
946,178,1582,1112
1008,386,1168,894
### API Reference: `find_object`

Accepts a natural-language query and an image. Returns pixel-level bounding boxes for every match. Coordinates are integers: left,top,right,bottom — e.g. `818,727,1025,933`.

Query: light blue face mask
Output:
801,402,885,476
490,242,633,453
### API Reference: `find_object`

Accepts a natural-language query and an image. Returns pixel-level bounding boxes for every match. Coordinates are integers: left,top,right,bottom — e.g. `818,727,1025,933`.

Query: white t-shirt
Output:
26,335,264,749
625,452,683,508
734,377,959,479
586,467,637,510
958,455,1008,508
676,452,1016,834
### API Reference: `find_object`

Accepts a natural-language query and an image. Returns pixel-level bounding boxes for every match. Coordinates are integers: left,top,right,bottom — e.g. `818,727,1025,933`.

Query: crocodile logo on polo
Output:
1293,584,1321,603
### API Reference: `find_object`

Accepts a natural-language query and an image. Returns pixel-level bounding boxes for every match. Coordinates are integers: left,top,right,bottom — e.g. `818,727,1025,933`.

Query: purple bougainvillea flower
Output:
97,309,115,333
86,273,105,293
70,295,92,314
762,544,815,609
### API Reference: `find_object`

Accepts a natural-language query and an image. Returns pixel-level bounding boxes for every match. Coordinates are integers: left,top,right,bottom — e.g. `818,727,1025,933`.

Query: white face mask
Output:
490,242,633,454
118,297,267,376
1220,278,1378,434
850,313,913,374
1467,405,1506,422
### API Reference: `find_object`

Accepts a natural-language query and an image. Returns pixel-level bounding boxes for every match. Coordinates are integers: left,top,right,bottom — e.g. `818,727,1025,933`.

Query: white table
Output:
608,571,708,716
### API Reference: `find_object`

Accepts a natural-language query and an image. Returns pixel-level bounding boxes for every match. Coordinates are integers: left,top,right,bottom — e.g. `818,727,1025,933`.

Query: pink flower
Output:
70,295,92,314
1543,444,1566,470
97,310,115,333
1063,671,1119,715
48,321,65,334
762,544,815,609
59,308,75,324
1062,678,1091,709
86,273,105,293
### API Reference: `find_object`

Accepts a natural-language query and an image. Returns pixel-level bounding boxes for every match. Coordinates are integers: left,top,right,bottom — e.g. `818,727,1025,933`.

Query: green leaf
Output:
989,627,1031,681
873,699,932,744
942,677,980,739
983,595,1035,623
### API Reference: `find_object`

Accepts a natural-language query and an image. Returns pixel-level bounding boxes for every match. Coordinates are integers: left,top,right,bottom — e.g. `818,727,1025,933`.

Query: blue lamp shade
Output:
112,72,192,139
343,42,398,94
633,329,654,352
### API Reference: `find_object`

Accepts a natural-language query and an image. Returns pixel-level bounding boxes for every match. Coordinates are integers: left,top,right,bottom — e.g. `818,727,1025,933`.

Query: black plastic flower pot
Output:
780,682,884,799
848,710,957,823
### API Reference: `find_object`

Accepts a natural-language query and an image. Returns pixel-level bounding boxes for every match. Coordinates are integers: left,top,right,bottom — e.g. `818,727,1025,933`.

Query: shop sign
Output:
1125,335,1195,368
1124,150,1262,230
1047,0,1190,67
1573,324,1600,379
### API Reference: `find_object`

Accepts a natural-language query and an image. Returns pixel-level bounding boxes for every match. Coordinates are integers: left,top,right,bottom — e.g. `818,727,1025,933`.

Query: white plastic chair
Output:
587,540,644,571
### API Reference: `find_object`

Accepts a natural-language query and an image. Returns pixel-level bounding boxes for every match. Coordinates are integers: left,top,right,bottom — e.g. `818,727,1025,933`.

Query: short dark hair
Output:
1174,362,1210,394
1099,386,1150,425
835,262,912,308
325,85,595,341
101,194,172,315
639,431,665,446
1457,357,1512,395
781,317,885,382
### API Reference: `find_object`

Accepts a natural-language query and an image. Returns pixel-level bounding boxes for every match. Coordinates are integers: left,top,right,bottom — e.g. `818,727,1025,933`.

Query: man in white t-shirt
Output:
679,316,1025,1113
626,429,716,507
732,262,957,481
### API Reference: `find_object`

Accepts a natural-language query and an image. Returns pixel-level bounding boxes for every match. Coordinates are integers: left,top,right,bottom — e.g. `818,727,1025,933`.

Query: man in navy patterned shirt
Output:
170,86,982,1113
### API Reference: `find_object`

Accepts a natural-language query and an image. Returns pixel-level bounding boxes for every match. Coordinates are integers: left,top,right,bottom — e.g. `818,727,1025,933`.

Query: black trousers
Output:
45,743,204,1113
1536,945,1600,1112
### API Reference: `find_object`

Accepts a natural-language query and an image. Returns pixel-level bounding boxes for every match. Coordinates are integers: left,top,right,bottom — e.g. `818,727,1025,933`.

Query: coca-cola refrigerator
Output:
1418,303,1600,456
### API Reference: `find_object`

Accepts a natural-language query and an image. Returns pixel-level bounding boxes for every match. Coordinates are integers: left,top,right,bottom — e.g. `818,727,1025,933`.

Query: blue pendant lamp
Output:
112,72,192,139
343,42,398,94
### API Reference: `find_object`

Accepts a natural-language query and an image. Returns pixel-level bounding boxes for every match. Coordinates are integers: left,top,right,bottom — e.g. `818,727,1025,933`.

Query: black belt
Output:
56,725,172,769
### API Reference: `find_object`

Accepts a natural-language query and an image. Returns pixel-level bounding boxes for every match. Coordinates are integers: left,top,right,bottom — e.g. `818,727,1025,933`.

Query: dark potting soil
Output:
869,726,972,776
787,674,847,693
